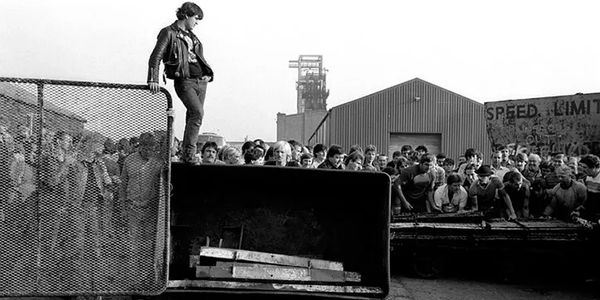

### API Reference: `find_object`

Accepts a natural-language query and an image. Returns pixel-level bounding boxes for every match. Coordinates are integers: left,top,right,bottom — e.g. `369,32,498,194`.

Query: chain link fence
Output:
0,77,172,296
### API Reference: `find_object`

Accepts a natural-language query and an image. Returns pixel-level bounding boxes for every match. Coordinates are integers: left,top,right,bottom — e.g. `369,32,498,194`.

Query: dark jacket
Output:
318,159,343,170
147,22,214,83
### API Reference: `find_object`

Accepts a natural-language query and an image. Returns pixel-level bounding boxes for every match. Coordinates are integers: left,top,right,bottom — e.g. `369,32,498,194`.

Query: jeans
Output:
174,78,207,161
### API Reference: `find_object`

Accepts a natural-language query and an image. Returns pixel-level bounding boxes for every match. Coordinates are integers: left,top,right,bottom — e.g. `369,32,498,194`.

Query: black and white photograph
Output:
0,1,599,299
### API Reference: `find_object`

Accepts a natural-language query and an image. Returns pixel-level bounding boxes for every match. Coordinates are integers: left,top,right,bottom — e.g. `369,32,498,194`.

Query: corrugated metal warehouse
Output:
309,78,491,161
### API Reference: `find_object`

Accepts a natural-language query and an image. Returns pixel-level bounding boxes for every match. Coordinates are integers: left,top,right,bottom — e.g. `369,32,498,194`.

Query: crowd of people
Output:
176,139,600,224
0,120,168,290
1,118,599,288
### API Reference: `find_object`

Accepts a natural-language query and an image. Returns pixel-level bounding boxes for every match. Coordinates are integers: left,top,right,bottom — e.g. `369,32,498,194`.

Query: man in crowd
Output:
575,154,600,221
397,154,437,213
543,165,587,221
120,132,166,287
0,118,14,221
490,151,509,180
382,167,411,214
199,142,223,164
522,153,543,184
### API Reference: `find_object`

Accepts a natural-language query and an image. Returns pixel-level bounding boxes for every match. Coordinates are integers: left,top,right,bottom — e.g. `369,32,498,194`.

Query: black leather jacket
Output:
147,22,214,83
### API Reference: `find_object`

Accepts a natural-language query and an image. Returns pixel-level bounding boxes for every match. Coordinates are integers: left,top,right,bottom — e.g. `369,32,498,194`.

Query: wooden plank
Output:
311,269,361,283
213,262,361,282
309,258,344,271
199,247,344,271
200,247,236,260
233,265,310,281
196,265,233,278
168,280,383,294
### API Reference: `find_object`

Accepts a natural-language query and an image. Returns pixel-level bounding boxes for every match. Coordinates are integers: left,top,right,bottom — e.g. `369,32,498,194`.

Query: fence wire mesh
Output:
0,77,172,296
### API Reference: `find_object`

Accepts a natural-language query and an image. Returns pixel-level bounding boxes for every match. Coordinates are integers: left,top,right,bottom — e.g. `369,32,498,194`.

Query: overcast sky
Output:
1,0,598,142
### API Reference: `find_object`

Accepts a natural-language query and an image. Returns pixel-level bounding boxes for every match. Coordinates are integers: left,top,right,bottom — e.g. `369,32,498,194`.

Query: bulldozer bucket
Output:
166,163,391,299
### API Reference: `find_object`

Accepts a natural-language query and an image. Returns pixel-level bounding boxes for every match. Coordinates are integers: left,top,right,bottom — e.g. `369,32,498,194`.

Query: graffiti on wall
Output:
485,93,600,157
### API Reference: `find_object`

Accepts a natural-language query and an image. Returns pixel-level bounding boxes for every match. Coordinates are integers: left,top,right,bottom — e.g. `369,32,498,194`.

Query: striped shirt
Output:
585,172,600,194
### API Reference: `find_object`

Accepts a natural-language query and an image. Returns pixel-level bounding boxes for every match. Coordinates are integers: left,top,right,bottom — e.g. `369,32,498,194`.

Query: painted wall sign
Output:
484,93,600,157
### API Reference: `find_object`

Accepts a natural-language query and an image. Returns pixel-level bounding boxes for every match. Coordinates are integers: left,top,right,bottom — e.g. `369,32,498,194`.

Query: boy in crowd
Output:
400,145,412,158
442,158,456,176
376,154,389,171
386,151,403,171
311,144,327,168
462,163,477,190
434,173,468,213
362,145,379,171
498,145,512,167
468,165,517,220
415,145,428,157
299,153,314,168
318,145,344,170
345,151,363,171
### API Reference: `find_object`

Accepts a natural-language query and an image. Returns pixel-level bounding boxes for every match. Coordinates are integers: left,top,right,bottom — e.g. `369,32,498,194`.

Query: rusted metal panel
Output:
484,93,600,156
316,78,491,160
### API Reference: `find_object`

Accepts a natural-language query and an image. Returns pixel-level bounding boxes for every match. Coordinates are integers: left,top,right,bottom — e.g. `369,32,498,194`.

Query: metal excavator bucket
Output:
0,77,172,297
167,163,391,299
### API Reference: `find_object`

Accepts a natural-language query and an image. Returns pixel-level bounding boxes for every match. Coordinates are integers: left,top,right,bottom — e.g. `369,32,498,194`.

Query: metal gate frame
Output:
0,76,173,297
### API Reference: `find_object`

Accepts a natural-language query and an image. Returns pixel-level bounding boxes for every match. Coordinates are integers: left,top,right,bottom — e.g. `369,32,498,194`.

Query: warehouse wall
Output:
311,78,491,161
